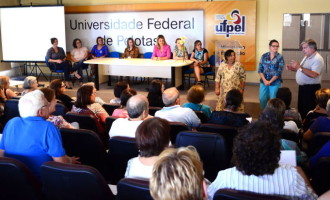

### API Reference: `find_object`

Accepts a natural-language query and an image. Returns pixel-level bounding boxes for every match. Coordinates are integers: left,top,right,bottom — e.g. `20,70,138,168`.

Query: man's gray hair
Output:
162,87,179,106
19,90,48,118
301,39,317,50
127,94,149,119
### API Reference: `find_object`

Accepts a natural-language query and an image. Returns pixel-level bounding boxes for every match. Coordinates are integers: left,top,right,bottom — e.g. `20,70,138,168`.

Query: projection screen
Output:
0,6,66,62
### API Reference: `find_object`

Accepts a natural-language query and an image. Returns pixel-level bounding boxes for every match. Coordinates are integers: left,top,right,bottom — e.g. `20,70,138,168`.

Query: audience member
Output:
276,87,302,128
70,38,89,84
303,88,330,132
150,146,207,200
109,94,150,138
183,84,212,118
40,88,75,129
123,38,139,58
0,76,18,99
155,87,200,128
0,90,79,177
303,99,330,141
310,140,330,168
151,34,171,60
112,88,137,118
83,82,105,105
147,79,165,108
125,117,170,179
266,98,299,133
50,79,74,111
209,89,249,127
207,121,317,199
110,81,129,104
190,40,210,84
21,76,38,96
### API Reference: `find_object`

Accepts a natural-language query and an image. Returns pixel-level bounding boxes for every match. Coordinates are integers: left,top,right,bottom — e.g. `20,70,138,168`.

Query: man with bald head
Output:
109,94,151,138
155,87,200,128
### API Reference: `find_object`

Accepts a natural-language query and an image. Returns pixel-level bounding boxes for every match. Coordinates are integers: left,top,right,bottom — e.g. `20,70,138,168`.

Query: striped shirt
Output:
207,165,317,200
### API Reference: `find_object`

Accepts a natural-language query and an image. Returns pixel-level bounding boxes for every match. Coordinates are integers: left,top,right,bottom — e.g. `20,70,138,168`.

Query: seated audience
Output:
276,87,302,128
125,117,170,179
71,85,109,133
266,98,299,133
147,79,165,108
112,88,137,118
303,88,330,132
83,82,105,105
155,87,200,128
70,38,89,84
50,79,74,111
123,38,139,58
0,90,79,178
259,107,307,165
0,76,18,99
207,121,317,199
110,81,129,104
109,94,150,138
209,89,249,127
310,140,330,168
40,88,75,129
303,99,330,141
150,146,207,200
21,76,38,96
183,84,212,119
151,35,171,60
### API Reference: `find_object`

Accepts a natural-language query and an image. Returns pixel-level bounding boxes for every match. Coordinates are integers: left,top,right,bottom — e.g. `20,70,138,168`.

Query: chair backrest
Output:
107,136,139,184
45,56,51,67
308,132,330,156
169,122,189,145
194,110,209,123
41,161,115,200
3,99,20,125
175,131,229,182
143,52,153,59
209,54,216,67
63,112,102,135
117,178,153,200
109,51,120,58
60,128,111,180
102,103,120,115
279,129,300,145
213,189,289,200
51,103,67,116
311,157,330,195
0,157,43,200
105,116,119,136
148,106,162,116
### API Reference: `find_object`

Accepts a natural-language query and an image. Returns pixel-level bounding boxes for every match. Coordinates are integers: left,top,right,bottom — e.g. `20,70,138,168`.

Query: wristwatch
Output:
298,67,303,72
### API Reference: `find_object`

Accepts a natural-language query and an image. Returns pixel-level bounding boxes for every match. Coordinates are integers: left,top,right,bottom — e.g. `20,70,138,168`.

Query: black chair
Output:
311,157,330,195
60,128,111,181
105,116,119,136
148,106,162,116
279,129,301,147
213,188,289,200
41,161,115,200
0,157,43,200
194,110,209,123
51,103,67,116
3,99,20,125
175,131,229,182
308,132,330,157
63,112,102,134
169,122,189,145
103,103,120,115
117,178,153,200
107,136,139,184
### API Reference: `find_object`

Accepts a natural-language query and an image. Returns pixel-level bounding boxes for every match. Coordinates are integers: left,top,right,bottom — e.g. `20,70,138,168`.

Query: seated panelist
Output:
151,35,171,60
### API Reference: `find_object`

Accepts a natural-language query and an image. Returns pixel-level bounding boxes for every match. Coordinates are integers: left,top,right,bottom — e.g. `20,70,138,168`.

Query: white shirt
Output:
71,47,88,61
155,105,201,128
109,118,143,138
284,121,299,133
124,157,153,180
207,165,317,200
296,52,324,85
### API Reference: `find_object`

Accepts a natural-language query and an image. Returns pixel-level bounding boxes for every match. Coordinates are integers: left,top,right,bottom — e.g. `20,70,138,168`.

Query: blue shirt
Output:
183,102,212,118
310,141,330,168
258,52,284,85
90,45,108,57
0,116,66,177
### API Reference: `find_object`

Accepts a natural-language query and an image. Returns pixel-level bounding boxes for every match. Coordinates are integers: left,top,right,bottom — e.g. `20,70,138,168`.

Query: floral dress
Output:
215,61,246,111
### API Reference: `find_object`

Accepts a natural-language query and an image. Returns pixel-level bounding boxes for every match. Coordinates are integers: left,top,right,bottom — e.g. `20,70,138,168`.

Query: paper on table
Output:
279,150,296,166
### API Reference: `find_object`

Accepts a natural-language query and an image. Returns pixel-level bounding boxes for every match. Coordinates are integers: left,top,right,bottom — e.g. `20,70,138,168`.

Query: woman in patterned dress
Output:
173,38,188,60
215,49,246,111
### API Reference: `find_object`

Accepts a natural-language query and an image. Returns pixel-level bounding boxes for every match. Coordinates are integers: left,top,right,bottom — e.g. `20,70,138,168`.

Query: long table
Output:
84,58,193,90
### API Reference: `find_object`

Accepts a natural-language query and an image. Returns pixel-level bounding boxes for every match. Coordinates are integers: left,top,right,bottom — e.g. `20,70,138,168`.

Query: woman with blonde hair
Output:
0,76,17,99
151,35,171,60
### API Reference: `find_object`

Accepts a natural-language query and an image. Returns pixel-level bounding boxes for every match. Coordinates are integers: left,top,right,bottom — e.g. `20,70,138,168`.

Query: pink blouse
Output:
112,108,129,118
151,45,171,59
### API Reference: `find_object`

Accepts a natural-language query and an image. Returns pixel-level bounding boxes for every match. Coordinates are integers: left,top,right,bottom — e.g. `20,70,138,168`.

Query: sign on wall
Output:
65,10,204,54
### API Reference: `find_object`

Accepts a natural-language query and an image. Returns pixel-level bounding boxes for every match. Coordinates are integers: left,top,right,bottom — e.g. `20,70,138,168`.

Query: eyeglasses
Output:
271,45,279,48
